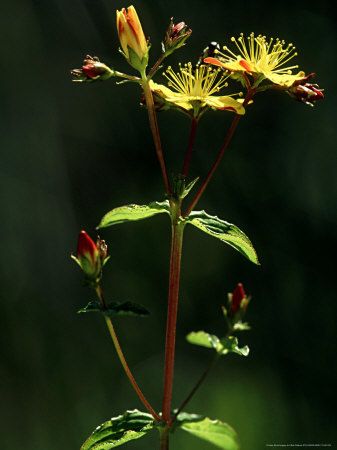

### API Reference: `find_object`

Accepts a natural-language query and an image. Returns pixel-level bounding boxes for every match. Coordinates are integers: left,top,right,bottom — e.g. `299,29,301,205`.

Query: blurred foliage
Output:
1,0,336,448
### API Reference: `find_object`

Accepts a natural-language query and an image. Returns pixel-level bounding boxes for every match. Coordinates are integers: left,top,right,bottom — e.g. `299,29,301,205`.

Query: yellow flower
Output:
150,63,245,118
116,5,149,72
205,33,305,88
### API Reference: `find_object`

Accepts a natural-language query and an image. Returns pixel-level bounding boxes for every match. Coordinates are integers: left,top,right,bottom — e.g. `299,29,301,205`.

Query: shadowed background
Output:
1,0,336,448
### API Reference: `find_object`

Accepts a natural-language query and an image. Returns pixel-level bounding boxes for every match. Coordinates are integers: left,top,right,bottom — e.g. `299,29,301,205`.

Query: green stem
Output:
161,203,184,425
182,117,198,177
159,426,169,450
183,89,255,217
114,71,140,81
95,285,160,422
141,74,171,195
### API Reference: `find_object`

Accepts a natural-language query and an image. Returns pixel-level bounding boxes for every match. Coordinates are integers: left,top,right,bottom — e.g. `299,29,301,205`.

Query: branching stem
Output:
95,285,160,422
183,89,255,217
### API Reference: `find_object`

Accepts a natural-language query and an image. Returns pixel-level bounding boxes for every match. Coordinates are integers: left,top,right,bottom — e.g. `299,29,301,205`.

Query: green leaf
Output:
218,336,249,357
78,300,150,317
186,332,249,357
97,200,170,229
81,409,154,450
185,210,259,265
175,413,240,450
182,177,199,199
186,331,220,350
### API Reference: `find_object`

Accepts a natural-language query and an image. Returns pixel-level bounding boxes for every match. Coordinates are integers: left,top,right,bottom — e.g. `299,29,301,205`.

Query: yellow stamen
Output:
163,63,229,99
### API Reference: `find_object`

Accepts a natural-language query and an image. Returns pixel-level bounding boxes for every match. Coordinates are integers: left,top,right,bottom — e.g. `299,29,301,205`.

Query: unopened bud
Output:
71,55,114,82
116,5,150,72
162,18,192,56
287,73,324,107
71,231,109,285
230,283,246,315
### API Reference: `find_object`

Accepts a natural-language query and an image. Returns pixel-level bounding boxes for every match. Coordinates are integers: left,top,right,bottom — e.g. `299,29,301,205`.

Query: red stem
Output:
182,117,198,177
161,206,184,424
183,90,255,217
142,77,171,195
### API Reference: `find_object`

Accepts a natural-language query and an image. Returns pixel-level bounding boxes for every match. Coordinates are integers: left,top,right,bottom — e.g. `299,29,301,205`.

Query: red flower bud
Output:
231,283,246,315
77,231,99,265
81,64,106,79
163,18,192,55
288,73,324,106
71,55,114,82
71,230,108,284
171,22,186,39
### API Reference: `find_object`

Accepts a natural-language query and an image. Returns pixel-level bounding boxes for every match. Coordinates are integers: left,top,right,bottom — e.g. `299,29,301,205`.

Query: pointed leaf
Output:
182,177,199,199
186,331,220,350
97,201,170,229
175,413,240,450
81,409,154,450
78,300,150,317
186,210,259,265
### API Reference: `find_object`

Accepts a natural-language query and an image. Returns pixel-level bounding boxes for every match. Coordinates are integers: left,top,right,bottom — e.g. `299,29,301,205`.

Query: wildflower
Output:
71,231,109,284
116,5,149,72
70,55,114,82
205,33,305,88
163,18,192,56
287,73,324,107
149,63,245,118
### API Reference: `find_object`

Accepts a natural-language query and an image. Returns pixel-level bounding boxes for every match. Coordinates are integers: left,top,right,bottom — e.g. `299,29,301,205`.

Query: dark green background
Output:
1,0,336,448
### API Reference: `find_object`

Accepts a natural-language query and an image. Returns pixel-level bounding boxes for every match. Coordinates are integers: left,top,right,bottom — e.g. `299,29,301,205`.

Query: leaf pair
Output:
81,409,240,450
97,200,259,265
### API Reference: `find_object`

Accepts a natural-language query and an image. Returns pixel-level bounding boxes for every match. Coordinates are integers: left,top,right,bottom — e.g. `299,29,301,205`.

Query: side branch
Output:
142,77,171,195
183,90,255,216
96,285,160,422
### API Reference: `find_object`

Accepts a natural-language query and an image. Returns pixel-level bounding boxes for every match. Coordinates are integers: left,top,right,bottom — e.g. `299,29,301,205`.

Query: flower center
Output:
163,63,229,98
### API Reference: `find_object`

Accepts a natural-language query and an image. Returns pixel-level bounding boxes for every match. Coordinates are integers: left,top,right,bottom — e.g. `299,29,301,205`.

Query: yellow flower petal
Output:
206,96,245,114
